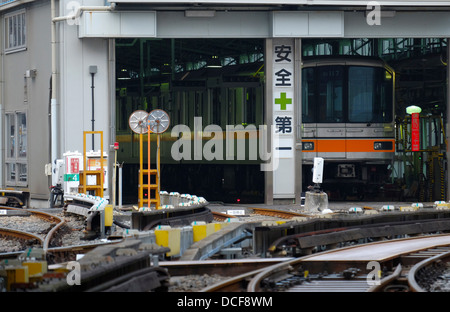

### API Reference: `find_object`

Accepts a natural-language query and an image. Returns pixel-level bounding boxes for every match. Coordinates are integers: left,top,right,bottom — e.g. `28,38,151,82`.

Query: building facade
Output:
1,0,450,207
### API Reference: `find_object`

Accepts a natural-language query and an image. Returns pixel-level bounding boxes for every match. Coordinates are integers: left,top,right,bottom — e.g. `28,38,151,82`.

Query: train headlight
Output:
302,142,314,150
374,141,393,150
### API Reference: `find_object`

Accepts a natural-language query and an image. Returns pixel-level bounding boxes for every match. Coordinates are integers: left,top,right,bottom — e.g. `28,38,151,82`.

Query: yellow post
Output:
156,133,161,208
148,126,151,209
139,133,143,208
137,116,163,210
79,131,104,197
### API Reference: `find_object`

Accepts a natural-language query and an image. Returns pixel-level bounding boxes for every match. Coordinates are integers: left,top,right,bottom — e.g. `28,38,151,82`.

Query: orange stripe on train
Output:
303,139,395,153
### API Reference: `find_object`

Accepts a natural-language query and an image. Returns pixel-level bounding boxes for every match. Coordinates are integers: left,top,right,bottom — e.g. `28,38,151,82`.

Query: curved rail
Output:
367,263,403,292
0,206,65,253
45,240,124,264
212,211,237,222
267,218,450,255
0,227,44,245
251,207,309,219
201,268,266,292
408,249,450,292
245,234,450,292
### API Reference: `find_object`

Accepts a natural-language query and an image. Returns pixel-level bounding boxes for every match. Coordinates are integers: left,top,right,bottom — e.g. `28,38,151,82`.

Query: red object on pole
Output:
411,113,420,151
114,142,119,150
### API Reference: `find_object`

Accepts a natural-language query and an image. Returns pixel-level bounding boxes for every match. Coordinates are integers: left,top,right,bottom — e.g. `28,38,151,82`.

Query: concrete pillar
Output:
295,38,303,205
265,38,274,205
447,41,450,201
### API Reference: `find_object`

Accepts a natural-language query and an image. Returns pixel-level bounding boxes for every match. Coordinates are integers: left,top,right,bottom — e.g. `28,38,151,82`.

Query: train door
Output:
301,66,317,161
345,65,395,160
315,65,345,160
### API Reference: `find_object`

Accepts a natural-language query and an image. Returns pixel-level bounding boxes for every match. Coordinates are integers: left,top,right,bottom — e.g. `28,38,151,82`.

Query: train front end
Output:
301,57,395,199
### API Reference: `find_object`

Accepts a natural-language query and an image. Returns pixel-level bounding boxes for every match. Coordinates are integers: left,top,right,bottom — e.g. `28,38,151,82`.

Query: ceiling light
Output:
207,55,222,68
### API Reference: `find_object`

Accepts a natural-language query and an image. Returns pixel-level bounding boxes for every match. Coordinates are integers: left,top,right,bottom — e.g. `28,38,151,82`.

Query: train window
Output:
302,67,315,123
211,88,222,126
348,66,393,123
245,88,257,125
317,66,343,123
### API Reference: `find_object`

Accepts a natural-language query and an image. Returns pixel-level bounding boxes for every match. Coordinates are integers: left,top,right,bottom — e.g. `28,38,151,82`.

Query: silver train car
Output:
301,57,396,199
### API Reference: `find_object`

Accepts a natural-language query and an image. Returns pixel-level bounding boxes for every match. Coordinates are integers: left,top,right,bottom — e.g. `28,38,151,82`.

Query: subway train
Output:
301,56,395,199
116,56,395,202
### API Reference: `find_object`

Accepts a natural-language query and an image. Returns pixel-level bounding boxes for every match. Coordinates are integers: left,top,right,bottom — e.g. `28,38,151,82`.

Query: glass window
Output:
5,10,26,53
245,88,257,125
18,163,27,183
5,112,27,186
6,113,15,158
6,163,15,184
348,66,393,123
301,67,315,123
17,112,27,158
317,66,343,123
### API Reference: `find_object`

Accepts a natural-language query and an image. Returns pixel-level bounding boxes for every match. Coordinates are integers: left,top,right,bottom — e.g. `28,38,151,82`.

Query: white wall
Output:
58,0,111,155
1,0,52,202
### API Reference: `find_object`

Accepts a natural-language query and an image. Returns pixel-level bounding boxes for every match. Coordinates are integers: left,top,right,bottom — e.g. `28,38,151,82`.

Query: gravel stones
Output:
168,274,229,292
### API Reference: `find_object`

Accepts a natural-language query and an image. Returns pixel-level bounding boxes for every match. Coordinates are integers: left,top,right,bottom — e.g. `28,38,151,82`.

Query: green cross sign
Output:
275,92,292,110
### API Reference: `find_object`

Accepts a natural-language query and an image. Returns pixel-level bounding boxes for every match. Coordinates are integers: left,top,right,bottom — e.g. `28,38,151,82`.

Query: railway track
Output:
408,247,450,292
0,206,123,264
203,234,450,292
249,207,309,219
0,206,65,253
2,203,450,292
212,207,308,222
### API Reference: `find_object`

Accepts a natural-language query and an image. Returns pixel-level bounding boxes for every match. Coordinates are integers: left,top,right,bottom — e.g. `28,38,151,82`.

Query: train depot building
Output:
1,0,450,207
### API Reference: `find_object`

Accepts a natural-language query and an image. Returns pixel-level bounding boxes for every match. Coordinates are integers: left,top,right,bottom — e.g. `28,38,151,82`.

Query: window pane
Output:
6,114,15,158
348,66,393,123
8,17,13,48
317,66,343,123
21,13,26,47
18,13,22,46
6,163,15,184
5,11,26,50
17,113,27,157
18,163,27,183
12,15,16,47
302,67,315,122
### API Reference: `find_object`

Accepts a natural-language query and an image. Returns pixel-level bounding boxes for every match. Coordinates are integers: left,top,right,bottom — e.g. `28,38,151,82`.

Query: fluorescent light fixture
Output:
207,55,222,68
118,68,131,80
185,10,216,17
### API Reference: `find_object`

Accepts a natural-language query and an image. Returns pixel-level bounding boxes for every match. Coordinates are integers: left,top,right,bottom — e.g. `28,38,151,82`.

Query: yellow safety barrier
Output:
155,226,181,257
6,266,28,290
23,261,47,276
214,223,222,232
400,206,419,212
104,205,113,227
436,203,450,210
192,222,217,242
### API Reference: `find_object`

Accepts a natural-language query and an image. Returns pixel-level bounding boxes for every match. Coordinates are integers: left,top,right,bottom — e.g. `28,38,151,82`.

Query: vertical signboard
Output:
411,112,420,151
272,38,295,198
